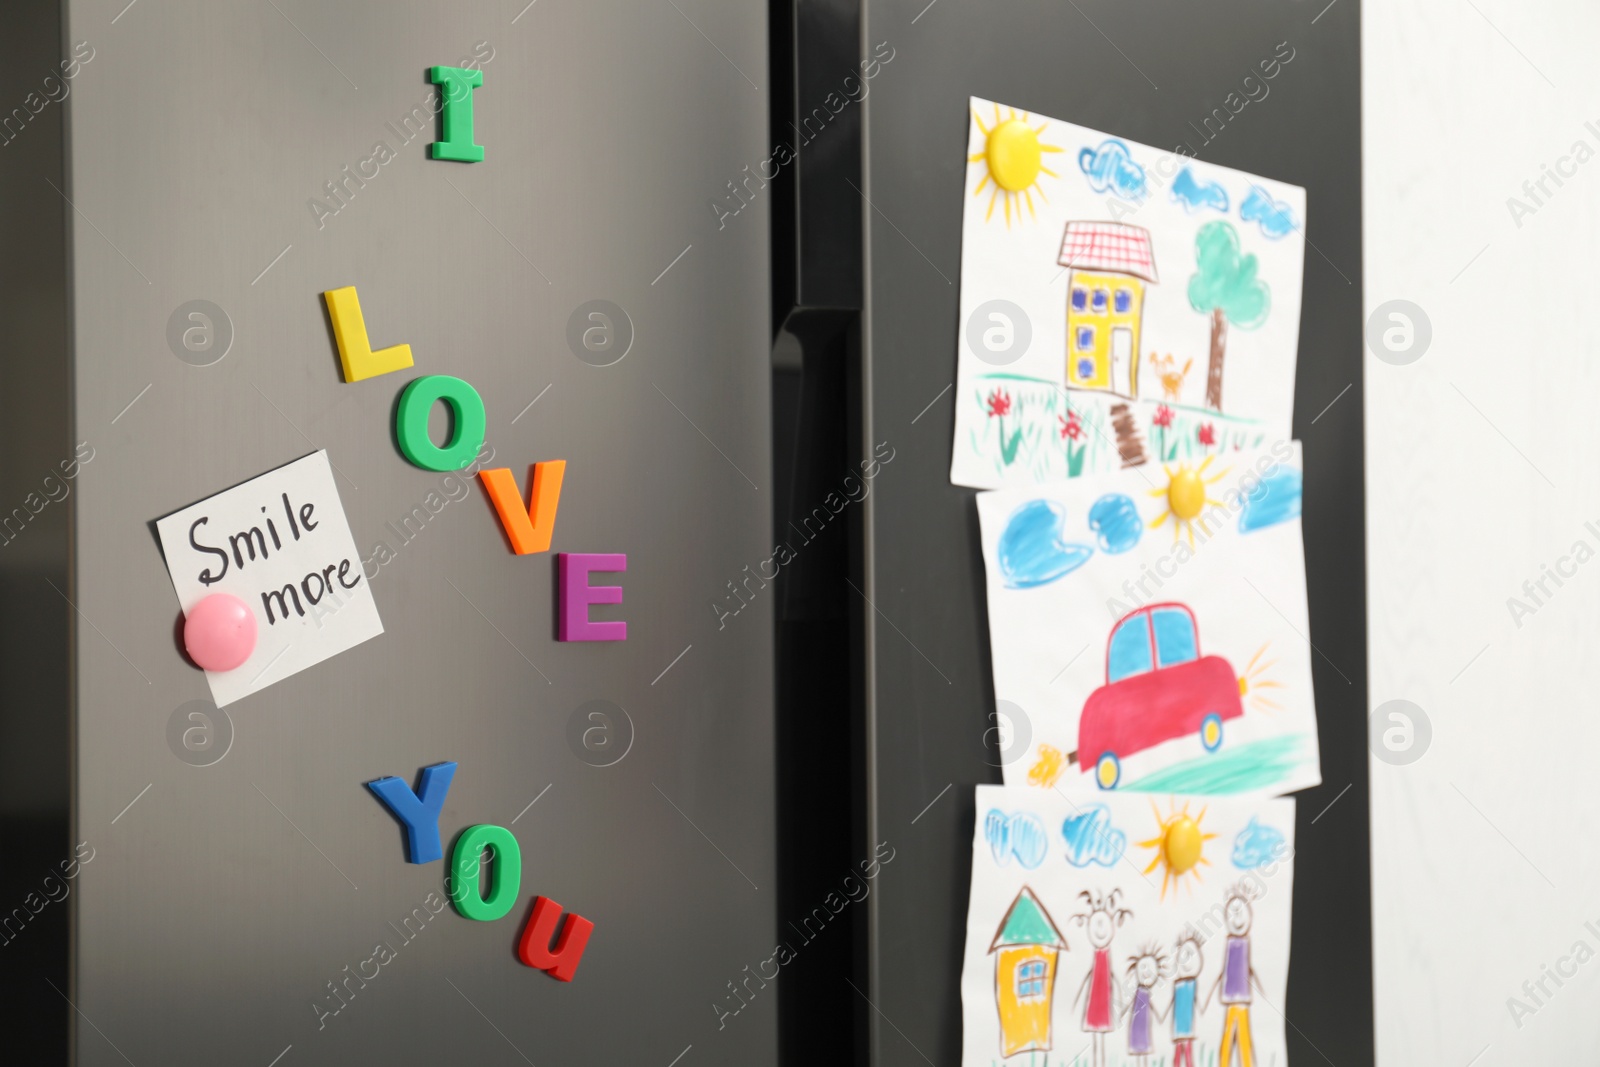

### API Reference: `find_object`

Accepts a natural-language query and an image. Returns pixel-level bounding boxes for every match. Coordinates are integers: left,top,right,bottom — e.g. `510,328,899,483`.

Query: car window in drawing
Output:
1016,958,1048,999
1076,326,1095,351
1107,615,1153,682
1151,606,1198,668
1071,287,1087,312
1114,288,1132,313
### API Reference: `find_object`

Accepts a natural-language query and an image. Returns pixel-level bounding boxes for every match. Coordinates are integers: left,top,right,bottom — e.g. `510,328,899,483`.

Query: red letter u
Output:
517,895,594,981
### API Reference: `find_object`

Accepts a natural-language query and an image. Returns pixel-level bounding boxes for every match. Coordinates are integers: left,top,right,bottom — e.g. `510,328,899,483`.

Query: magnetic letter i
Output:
430,66,485,162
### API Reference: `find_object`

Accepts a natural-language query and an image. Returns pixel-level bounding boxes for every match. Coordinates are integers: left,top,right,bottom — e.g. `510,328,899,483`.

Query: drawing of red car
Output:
1078,603,1242,789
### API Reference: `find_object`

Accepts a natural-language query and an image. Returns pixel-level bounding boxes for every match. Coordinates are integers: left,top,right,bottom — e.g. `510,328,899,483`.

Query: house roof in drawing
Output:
988,887,1067,953
1058,221,1159,284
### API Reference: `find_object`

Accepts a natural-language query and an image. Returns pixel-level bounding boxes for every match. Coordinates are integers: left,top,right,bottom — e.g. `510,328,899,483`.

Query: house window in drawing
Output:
1059,221,1159,398
989,886,1067,1058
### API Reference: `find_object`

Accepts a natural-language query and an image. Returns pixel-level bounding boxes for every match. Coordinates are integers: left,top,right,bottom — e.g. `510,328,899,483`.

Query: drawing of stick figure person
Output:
1206,883,1265,1067
1169,931,1203,1067
1123,942,1168,1063
1071,889,1131,1067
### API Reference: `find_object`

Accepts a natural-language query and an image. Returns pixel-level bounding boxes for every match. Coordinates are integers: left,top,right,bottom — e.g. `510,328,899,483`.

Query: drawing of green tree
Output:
1187,221,1270,411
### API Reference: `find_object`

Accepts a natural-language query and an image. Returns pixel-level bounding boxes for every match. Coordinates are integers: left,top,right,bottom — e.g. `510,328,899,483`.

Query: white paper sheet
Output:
977,443,1319,799
952,98,1305,489
155,450,383,706
960,784,1295,1067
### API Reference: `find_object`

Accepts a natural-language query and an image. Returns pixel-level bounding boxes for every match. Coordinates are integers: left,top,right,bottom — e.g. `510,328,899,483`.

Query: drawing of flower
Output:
1198,422,1216,447
1153,404,1176,461
1060,409,1087,477
984,388,1023,466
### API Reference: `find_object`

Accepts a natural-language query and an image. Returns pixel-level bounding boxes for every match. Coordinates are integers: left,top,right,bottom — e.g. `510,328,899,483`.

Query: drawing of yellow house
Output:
1059,221,1160,398
988,886,1067,1057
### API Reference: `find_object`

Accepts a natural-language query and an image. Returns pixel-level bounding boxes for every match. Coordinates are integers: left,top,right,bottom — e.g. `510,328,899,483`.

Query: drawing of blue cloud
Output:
1231,816,1287,869
1087,493,1142,554
1238,466,1302,533
985,809,1049,869
1078,139,1148,202
1240,185,1297,239
998,500,1094,589
1171,167,1229,214
1060,805,1126,868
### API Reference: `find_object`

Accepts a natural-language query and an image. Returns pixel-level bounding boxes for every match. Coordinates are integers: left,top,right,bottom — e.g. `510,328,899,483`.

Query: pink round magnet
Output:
183,593,257,672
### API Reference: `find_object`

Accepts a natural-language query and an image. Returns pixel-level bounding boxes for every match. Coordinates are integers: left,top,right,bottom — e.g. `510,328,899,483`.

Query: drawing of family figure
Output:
1067,884,1265,1067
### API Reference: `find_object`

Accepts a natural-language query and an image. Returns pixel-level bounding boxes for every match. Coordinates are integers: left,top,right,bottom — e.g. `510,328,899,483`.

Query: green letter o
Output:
395,375,487,472
450,823,522,921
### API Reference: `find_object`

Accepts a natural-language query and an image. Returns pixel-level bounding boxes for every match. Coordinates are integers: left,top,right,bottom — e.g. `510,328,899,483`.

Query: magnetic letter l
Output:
479,461,566,555
366,762,457,864
324,286,415,383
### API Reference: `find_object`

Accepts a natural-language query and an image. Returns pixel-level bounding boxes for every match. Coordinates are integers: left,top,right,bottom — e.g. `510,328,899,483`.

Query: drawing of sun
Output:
970,104,1062,226
1237,642,1286,714
1139,799,1217,900
1149,457,1229,548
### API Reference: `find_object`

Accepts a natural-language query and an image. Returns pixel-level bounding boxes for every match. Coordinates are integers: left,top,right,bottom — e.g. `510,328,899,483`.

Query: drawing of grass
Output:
965,374,1266,482
1122,735,1308,795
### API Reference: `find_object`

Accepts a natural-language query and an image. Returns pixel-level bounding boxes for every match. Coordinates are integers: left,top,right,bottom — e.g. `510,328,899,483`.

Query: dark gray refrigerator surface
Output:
27,1,776,1063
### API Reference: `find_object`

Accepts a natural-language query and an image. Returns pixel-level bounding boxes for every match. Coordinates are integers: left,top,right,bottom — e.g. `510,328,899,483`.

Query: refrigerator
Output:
0,0,1369,1063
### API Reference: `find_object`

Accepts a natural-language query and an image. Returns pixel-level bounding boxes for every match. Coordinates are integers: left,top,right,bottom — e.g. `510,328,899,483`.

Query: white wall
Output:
1366,0,1600,1061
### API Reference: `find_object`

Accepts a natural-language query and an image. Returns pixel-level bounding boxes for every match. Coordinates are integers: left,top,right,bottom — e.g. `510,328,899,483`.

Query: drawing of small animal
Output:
1149,353,1193,401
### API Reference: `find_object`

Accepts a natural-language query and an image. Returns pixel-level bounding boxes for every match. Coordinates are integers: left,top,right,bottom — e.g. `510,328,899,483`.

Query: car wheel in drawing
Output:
1094,751,1121,790
1200,713,1223,753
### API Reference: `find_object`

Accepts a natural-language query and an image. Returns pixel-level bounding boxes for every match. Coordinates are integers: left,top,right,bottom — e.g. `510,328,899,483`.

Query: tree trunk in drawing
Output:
1206,307,1226,411
1187,220,1270,416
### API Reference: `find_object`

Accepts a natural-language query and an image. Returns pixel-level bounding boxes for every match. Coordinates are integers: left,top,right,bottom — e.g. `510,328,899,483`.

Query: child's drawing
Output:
1060,804,1126,868
959,787,1295,1067
1230,816,1288,870
1123,943,1169,1061
1087,493,1142,554
997,499,1094,589
978,443,1320,799
1071,889,1131,1067
1188,221,1270,411
952,98,1304,489
1080,602,1243,791
1240,185,1298,239
988,886,1068,1057
1062,222,1157,398
1238,465,1302,533
1149,353,1193,401
1169,932,1204,1067
1207,881,1267,1067
987,809,1050,869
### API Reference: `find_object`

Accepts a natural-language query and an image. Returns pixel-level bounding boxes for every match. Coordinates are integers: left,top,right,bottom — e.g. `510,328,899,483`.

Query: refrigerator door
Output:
65,2,774,1064
856,1,1370,1064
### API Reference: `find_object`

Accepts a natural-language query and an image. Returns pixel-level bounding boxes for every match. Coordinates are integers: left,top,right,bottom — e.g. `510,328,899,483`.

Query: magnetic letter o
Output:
396,375,487,472
450,823,522,921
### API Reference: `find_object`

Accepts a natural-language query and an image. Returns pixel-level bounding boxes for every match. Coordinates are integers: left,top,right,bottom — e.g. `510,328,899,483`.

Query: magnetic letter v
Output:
479,461,566,555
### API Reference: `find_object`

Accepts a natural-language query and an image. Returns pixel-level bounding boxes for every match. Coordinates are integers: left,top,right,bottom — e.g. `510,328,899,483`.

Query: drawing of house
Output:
1059,221,1159,398
989,886,1068,1057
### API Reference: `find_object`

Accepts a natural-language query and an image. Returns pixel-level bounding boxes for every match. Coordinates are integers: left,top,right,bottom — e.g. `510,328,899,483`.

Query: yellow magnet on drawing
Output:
324,286,414,383
1162,814,1204,875
1168,467,1206,521
986,120,1043,192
